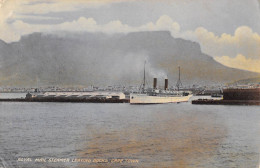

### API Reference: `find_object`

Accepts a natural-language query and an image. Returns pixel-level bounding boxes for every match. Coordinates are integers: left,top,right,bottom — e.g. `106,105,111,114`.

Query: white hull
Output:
130,93,193,104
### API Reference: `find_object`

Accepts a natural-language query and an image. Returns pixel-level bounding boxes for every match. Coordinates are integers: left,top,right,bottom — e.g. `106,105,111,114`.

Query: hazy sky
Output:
0,0,260,72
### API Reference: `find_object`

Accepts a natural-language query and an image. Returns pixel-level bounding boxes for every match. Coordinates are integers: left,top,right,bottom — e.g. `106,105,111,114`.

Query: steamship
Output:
130,63,192,104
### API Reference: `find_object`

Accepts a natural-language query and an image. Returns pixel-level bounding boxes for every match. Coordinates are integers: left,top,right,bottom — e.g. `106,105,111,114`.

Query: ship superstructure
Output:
130,63,192,104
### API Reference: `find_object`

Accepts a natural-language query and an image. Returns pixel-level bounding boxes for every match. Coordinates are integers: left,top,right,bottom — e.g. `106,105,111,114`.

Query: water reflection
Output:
79,106,227,168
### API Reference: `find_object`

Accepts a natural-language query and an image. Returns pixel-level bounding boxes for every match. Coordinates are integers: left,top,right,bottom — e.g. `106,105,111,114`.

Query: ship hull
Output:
130,93,193,104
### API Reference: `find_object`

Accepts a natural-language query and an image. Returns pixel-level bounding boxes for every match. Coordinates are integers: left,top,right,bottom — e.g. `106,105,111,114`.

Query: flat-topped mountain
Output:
0,31,258,87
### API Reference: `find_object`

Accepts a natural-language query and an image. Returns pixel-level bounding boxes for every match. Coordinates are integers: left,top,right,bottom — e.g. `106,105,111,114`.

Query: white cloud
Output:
188,26,260,59
7,15,260,60
1,1,260,73
215,54,260,73
7,15,181,40
3,13,260,58
0,0,22,42
185,26,260,73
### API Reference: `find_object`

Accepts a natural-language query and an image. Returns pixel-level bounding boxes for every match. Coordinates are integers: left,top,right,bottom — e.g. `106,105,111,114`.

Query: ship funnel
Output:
153,78,157,89
164,79,168,90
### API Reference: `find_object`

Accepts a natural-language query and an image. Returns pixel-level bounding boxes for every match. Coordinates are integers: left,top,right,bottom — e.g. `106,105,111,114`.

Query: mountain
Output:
230,77,260,85
0,31,259,87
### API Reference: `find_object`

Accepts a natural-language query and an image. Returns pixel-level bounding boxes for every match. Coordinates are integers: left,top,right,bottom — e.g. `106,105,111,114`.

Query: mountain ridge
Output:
0,31,259,87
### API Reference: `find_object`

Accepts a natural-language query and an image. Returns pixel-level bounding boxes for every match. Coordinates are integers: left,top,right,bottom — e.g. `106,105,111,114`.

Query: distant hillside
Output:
0,31,259,87
231,77,260,85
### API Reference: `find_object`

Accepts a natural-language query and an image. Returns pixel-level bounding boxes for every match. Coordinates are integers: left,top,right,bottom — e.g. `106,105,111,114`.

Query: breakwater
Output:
0,98,129,103
192,88,260,105
192,99,260,105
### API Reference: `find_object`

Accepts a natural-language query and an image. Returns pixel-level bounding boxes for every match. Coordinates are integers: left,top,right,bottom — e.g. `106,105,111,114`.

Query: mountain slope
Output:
0,31,259,87
231,77,260,85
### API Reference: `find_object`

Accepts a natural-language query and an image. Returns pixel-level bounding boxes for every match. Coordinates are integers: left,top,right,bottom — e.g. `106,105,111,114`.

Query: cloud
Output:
7,15,181,40
214,54,260,73
7,15,260,60
188,26,260,59
13,14,62,20
15,0,137,15
0,0,22,42
188,26,260,73
140,15,181,35
7,15,180,40
10,17,133,35
1,1,260,73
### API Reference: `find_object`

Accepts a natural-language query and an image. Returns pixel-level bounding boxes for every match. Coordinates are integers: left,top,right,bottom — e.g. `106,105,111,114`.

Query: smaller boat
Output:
211,93,223,98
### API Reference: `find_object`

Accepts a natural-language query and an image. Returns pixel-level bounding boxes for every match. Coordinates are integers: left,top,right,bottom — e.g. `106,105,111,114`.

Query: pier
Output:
192,99,260,105
192,88,260,105
0,98,130,103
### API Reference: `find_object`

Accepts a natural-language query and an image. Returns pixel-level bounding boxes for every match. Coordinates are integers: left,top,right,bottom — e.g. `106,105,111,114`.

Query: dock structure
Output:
0,98,129,103
223,88,260,100
30,91,126,99
192,99,260,105
192,88,260,105
0,91,130,103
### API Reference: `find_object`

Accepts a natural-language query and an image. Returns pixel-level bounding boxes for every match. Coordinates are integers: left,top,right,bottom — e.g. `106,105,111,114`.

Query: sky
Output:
0,0,260,73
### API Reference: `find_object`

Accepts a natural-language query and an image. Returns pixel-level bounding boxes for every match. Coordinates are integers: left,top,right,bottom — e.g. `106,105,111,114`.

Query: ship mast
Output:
176,66,183,91
142,61,146,93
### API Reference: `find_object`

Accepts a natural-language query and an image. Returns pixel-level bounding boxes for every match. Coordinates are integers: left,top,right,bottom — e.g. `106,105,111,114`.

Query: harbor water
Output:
0,93,260,168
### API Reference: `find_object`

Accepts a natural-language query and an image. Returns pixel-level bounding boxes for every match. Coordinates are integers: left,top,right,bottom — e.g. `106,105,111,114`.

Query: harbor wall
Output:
223,88,260,100
0,97,129,103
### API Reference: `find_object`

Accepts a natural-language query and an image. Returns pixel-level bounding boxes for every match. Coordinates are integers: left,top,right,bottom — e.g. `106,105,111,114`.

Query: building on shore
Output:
31,91,126,100
223,88,260,100
192,87,260,105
